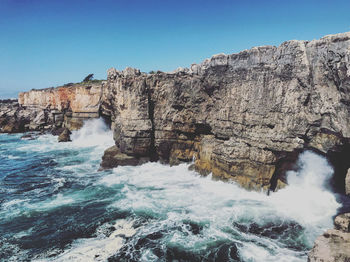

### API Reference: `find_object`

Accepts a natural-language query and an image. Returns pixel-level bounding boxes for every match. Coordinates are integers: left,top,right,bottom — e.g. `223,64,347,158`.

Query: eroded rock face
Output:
18,83,103,131
346,169,350,195
0,99,51,133
99,145,148,170
19,84,102,113
0,83,104,135
101,32,350,191
308,213,350,262
2,32,350,192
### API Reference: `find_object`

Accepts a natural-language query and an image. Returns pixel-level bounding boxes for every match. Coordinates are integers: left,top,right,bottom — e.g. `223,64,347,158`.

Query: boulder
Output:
51,127,65,136
58,128,71,142
1,120,25,133
99,145,148,170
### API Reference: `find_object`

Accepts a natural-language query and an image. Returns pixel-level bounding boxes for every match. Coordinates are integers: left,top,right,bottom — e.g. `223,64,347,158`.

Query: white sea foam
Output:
1,198,27,209
7,154,20,159
269,151,339,230
2,121,341,262
37,219,137,262
70,118,114,149
95,151,340,261
17,118,114,156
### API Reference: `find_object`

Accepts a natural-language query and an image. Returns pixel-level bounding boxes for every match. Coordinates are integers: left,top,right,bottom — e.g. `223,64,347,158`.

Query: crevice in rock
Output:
326,143,350,194
147,86,158,162
99,107,112,129
303,94,311,106
268,149,302,193
194,123,213,135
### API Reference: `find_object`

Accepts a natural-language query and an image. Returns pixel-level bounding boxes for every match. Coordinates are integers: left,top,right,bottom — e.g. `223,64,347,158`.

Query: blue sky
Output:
1,0,350,98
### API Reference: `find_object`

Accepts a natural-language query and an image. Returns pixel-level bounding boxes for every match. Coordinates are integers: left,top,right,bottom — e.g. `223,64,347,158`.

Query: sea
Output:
0,118,348,262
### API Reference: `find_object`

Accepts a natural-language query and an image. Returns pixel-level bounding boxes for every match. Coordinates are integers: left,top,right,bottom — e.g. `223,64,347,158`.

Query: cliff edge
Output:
1,32,350,193
101,32,350,192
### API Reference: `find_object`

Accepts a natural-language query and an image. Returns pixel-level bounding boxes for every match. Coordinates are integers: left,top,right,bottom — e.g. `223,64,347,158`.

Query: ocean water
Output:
0,119,343,262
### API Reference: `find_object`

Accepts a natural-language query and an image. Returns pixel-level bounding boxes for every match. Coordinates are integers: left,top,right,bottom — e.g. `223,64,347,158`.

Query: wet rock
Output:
58,128,71,142
99,145,149,170
21,133,39,140
51,127,65,136
2,121,22,133
308,213,350,262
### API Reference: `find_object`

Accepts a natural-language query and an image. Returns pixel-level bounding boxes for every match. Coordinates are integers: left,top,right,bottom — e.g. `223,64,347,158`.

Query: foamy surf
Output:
0,119,343,261
34,219,137,262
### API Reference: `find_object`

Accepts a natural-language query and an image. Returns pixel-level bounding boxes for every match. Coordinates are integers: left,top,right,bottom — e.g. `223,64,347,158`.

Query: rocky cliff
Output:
1,32,350,193
2,31,350,262
0,83,104,134
101,32,350,192
19,83,103,130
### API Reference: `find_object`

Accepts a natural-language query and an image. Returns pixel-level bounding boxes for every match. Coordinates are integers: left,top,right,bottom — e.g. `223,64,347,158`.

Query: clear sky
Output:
1,0,350,98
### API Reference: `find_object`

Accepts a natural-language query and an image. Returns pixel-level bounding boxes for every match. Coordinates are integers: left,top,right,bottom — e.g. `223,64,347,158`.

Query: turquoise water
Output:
0,119,342,261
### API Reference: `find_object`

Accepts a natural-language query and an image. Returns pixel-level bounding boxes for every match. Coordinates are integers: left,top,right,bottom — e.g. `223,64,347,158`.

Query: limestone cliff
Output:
1,32,350,193
18,83,103,130
0,83,104,134
101,32,350,192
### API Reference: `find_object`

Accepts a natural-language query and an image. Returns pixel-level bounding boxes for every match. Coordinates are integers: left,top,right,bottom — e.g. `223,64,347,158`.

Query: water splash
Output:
0,126,342,262
71,118,114,148
92,151,340,261
270,151,339,226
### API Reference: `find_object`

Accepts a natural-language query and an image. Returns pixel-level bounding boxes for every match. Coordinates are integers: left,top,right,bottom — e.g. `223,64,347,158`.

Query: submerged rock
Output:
308,213,350,262
58,128,72,142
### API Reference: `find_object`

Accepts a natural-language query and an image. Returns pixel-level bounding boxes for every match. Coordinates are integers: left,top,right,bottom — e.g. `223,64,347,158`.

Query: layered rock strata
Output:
0,83,104,135
1,32,350,192
308,213,350,262
19,83,103,130
101,32,350,191
0,99,48,133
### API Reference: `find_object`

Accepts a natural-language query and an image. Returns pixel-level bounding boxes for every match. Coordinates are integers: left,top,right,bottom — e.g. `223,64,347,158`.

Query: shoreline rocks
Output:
1,31,350,261
101,31,350,192
99,145,149,170
308,213,350,262
58,128,72,142
0,83,104,134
